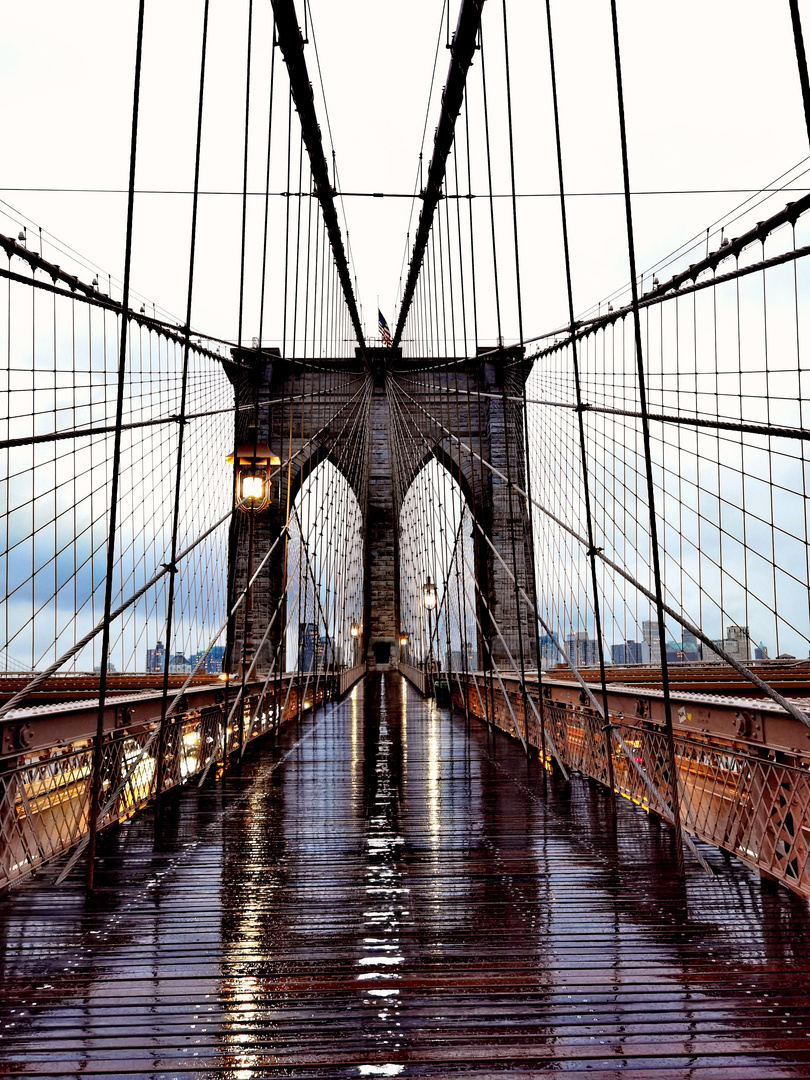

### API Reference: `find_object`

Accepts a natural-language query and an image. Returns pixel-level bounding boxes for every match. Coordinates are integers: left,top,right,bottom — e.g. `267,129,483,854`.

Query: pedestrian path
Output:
1,672,810,1078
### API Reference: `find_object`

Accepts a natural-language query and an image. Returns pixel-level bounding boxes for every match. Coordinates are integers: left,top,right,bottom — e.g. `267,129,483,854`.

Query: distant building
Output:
208,645,226,672
315,635,337,668
611,639,645,665
147,640,201,674
298,622,316,672
446,643,475,672
682,628,701,658
539,633,560,668
705,624,753,664
726,625,751,662
666,629,702,663
565,632,600,668
146,641,165,673
642,620,661,663
446,649,463,672
189,645,226,675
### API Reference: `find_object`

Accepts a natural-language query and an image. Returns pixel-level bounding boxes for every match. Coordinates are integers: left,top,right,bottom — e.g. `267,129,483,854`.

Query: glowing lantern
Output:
226,438,280,513
423,578,437,610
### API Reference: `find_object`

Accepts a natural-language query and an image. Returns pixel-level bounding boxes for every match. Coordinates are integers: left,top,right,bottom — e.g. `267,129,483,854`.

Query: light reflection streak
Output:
427,704,441,845
351,690,359,773
355,697,407,1066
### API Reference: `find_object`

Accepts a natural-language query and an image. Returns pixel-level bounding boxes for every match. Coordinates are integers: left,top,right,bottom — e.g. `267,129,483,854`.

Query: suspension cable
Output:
86,0,146,889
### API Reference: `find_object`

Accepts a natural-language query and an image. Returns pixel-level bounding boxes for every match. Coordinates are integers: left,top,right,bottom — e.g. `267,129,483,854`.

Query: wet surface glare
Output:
2,672,810,1078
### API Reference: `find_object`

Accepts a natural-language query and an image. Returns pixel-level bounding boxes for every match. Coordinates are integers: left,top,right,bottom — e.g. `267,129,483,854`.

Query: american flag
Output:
378,309,392,347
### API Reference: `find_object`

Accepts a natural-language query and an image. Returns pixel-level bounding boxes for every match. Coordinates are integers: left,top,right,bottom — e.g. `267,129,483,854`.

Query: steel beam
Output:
392,0,486,349
270,0,366,353
0,680,253,758
457,671,810,759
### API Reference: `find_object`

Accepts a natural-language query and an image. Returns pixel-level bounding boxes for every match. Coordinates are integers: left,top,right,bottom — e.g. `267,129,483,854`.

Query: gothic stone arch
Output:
228,347,536,673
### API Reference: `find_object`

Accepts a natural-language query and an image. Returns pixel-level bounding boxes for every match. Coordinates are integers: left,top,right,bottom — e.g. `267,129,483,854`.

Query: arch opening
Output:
398,458,477,674
284,459,364,674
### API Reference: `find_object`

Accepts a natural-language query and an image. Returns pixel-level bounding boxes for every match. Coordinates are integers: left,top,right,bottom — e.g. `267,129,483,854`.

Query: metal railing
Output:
0,667,364,892
339,664,367,695
448,672,810,898
399,662,426,695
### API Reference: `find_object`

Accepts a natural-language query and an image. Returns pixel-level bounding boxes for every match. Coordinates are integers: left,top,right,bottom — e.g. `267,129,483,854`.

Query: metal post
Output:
609,0,685,875
86,0,146,889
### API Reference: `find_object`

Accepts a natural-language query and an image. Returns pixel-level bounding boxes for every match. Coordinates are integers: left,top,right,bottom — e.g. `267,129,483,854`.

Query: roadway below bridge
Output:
1,672,810,1078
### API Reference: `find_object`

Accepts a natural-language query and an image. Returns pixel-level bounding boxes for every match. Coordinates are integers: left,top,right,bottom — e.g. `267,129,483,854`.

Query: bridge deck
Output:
1,673,810,1078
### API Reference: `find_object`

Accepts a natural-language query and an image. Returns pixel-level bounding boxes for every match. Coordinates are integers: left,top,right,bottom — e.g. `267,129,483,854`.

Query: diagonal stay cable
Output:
393,375,810,443
387,381,568,770
389,376,810,728
0,383,369,719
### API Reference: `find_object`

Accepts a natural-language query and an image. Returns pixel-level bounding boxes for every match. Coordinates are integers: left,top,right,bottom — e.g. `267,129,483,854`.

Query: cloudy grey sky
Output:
2,1,810,347
3,1,810,670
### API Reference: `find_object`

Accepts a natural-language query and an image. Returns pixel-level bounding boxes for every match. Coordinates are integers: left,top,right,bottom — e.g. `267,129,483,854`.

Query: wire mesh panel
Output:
0,266,233,676
526,205,810,682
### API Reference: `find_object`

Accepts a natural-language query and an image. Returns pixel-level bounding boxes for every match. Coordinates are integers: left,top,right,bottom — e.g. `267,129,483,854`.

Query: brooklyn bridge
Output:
2,0,810,1075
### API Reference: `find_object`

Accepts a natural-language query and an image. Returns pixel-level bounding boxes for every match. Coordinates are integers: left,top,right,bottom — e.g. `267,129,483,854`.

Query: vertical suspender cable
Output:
479,34,502,344
543,0,614,795
461,95,491,723
452,148,469,356
501,0,544,757
258,19,278,347
86,0,146,889
236,0,255,379
442,189,458,353
437,192,449,355
282,90,294,359
464,98,480,352
154,0,212,831
480,24,527,747
609,0,685,874
291,138,305,357
229,0,255,753
248,18,278,722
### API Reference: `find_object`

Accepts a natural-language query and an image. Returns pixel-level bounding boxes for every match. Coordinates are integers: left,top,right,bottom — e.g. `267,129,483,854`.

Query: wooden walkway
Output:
2,672,810,1078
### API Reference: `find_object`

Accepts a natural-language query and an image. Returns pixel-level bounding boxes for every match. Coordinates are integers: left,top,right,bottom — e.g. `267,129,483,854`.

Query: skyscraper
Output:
642,620,661,664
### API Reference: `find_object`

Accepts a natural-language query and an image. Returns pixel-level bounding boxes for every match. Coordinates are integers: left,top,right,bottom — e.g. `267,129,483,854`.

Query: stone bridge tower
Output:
226,347,536,675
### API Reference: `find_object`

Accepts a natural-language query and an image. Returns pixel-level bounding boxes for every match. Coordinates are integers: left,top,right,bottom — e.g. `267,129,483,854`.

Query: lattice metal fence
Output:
452,676,810,898
0,668,371,892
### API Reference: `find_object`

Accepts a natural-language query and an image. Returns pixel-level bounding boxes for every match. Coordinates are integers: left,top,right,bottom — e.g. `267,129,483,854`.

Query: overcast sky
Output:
3,1,810,669
2,1,810,348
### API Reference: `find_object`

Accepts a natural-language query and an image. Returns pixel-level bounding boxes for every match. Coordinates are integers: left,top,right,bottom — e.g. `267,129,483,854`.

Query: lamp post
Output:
225,437,279,745
423,577,437,697
350,617,360,667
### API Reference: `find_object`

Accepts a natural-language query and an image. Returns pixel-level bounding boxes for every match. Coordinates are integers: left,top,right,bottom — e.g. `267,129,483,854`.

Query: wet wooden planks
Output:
1,671,810,1078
